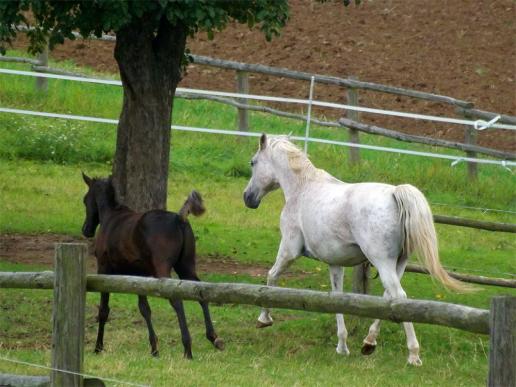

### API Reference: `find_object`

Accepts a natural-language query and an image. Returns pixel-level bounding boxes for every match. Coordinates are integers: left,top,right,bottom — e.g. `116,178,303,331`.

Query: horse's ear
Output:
82,172,92,186
260,133,267,151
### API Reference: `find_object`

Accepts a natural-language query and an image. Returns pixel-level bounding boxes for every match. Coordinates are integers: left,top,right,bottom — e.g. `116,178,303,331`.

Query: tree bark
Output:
113,16,187,211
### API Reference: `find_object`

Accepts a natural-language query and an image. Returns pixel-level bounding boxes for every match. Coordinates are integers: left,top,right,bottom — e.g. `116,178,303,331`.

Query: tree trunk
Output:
113,17,187,211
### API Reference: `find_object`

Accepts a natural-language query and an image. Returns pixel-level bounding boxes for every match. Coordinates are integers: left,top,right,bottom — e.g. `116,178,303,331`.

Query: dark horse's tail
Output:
179,190,205,221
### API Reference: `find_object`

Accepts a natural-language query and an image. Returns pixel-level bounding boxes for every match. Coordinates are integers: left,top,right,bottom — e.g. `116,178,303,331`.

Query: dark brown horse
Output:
81,173,223,359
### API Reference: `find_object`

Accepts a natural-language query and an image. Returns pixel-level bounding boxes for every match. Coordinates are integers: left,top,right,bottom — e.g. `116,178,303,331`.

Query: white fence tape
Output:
1,68,516,131
0,106,514,168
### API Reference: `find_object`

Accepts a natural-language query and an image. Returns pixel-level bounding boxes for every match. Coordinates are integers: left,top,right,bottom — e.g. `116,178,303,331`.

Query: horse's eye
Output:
250,160,256,167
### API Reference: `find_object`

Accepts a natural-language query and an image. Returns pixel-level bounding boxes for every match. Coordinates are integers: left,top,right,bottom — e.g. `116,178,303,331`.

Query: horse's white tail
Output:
393,184,474,292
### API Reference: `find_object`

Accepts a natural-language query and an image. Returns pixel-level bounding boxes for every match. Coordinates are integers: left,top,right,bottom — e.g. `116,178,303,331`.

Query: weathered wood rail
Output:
405,264,516,288
0,270,490,334
189,55,474,108
0,244,514,386
433,215,516,233
338,117,515,160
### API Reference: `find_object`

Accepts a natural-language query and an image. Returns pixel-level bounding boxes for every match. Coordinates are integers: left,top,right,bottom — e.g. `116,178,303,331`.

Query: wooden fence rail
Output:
338,117,515,160
405,264,516,288
0,270,490,334
189,55,474,108
433,215,516,233
0,55,41,65
458,107,516,126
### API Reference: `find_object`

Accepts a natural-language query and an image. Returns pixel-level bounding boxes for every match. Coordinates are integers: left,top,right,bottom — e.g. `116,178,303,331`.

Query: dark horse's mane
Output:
90,176,124,210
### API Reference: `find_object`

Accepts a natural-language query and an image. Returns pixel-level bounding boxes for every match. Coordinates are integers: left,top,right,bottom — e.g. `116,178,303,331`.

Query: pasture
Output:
0,53,515,386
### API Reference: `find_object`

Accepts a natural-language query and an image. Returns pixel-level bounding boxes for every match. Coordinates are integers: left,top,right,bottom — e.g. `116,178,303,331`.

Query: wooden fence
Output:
185,55,516,179
0,243,514,386
1,49,515,178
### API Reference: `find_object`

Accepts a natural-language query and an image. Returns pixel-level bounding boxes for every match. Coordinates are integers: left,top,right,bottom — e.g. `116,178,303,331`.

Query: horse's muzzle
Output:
243,191,260,209
82,223,95,238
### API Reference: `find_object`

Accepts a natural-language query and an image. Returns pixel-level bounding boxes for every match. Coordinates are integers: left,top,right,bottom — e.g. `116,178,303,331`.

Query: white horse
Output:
243,134,469,366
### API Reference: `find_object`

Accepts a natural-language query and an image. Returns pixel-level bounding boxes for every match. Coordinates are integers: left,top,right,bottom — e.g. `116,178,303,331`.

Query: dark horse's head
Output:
81,173,117,238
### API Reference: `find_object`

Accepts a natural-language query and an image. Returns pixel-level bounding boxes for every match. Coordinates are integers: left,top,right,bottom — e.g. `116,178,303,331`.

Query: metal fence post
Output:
51,243,87,387
346,76,360,166
35,44,48,92
488,296,515,387
236,70,249,132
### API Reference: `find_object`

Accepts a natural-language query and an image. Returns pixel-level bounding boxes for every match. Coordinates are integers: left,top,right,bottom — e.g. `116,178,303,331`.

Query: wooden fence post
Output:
346,76,360,166
51,243,87,387
488,296,515,387
236,70,249,132
35,44,48,92
463,110,478,181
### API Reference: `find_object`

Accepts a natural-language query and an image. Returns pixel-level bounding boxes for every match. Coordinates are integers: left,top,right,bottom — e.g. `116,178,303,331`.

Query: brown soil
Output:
0,233,290,278
11,0,515,151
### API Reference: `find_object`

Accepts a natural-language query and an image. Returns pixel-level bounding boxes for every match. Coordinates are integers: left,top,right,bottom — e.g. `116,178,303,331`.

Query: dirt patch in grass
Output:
0,233,305,278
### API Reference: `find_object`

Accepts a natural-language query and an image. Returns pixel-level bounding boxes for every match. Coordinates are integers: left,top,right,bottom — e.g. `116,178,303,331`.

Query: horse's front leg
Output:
257,237,301,328
329,266,350,355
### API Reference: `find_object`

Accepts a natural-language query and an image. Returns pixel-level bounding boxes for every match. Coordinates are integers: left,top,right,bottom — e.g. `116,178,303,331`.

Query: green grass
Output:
0,50,515,386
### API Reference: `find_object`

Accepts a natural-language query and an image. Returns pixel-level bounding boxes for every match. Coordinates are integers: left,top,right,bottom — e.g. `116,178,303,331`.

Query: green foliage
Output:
0,0,298,54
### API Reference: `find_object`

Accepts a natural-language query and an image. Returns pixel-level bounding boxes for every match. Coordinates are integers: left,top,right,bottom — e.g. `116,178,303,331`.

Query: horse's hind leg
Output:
375,262,421,366
198,300,224,350
174,263,224,350
138,295,159,356
95,292,110,353
169,299,193,359
153,260,193,359
329,266,350,355
361,258,402,353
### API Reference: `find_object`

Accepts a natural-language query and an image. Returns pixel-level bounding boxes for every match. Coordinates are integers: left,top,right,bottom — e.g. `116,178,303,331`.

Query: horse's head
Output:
81,173,116,238
81,172,100,237
243,134,280,209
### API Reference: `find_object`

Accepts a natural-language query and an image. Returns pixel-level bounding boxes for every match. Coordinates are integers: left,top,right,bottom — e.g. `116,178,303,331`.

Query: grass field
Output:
0,51,515,386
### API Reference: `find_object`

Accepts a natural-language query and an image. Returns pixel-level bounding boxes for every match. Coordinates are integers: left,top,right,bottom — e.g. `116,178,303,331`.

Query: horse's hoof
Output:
94,346,103,354
184,351,193,360
256,320,273,329
214,337,225,351
361,343,376,356
336,346,350,356
151,350,159,357
408,355,422,366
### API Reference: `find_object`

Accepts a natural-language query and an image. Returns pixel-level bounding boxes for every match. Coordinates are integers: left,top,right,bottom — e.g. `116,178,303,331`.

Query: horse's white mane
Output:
268,136,328,182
